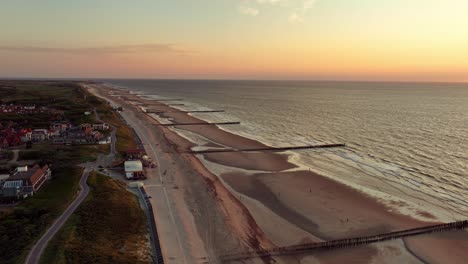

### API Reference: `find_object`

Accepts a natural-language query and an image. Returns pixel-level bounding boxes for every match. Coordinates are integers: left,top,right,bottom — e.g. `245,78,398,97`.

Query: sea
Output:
101,79,468,221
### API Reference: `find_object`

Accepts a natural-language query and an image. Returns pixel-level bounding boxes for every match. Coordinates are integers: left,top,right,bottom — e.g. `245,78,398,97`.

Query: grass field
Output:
0,81,142,263
92,92,139,155
0,150,13,162
0,81,126,263
0,141,109,263
40,172,150,264
0,81,97,126
0,166,83,264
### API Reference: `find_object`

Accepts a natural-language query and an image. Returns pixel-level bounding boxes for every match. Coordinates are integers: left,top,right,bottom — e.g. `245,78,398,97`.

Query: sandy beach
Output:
86,83,468,264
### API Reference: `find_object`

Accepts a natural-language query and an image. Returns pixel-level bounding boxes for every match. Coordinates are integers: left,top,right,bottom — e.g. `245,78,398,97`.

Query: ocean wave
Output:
105,79,468,220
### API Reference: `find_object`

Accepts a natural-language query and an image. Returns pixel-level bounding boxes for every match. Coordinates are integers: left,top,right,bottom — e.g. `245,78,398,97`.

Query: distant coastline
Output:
87,81,468,263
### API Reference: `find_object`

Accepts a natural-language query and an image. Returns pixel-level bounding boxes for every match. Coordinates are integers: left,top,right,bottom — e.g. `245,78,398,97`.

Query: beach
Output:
86,83,468,264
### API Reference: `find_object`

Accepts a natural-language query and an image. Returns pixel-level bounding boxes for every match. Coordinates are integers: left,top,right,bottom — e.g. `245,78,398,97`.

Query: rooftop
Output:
124,160,143,172
9,165,48,182
3,180,23,188
126,149,145,154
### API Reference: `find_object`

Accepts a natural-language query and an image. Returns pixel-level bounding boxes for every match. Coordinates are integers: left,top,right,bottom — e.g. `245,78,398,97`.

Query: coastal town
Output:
0,105,112,200
1,79,467,264
3,1,468,263
0,81,151,264
0,96,158,202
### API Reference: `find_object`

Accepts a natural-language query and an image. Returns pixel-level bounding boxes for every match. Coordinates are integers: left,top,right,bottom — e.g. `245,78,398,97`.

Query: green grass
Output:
18,150,41,161
0,150,13,161
0,113,53,129
0,81,141,263
115,125,139,155
0,166,82,264
0,140,108,263
0,81,117,264
21,167,82,212
40,173,149,264
92,94,139,156
0,81,98,125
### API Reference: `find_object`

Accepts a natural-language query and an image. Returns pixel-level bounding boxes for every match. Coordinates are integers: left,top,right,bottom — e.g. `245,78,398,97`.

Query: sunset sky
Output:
1,0,467,81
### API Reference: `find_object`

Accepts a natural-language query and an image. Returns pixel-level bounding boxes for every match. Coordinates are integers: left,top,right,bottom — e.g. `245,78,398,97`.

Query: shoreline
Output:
87,82,468,263
114,83,463,222
145,92,453,222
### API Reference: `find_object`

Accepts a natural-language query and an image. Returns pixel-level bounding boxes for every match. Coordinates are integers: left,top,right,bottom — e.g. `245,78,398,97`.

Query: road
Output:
86,84,212,263
120,108,188,264
10,149,19,162
25,115,117,264
86,84,189,263
24,166,92,264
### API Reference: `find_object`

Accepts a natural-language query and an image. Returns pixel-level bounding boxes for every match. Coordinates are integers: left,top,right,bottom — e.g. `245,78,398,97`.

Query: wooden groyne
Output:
189,143,345,154
221,220,468,262
167,103,185,106
155,99,183,101
149,110,225,114
157,121,240,127
122,98,140,102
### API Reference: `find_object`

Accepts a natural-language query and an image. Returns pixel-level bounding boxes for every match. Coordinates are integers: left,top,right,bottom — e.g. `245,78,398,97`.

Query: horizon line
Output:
0,77,467,85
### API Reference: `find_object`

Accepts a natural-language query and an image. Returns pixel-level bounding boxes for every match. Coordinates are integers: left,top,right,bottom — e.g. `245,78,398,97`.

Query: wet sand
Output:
88,84,468,263
222,171,427,240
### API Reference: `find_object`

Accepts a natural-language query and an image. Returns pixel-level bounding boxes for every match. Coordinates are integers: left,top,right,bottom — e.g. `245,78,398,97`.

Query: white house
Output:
16,166,28,173
48,129,60,138
124,160,144,180
92,123,110,131
98,136,111,145
2,165,51,197
24,105,36,110
19,131,32,143
31,129,49,142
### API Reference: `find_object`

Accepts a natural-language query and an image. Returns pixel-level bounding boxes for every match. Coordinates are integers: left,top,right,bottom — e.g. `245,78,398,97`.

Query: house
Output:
16,166,28,172
0,104,45,114
50,122,71,132
31,129,49,142
80,123,92,129
2,165,51,197
98,136,111,144
18,128,32,142
124,160,145,180
1,180,23,198
48,129,60,138
0,174,9,183
67,127,86,138
23,105,36,110
92,123,110,131
89,131,103,141
125,149,145,160
49,122,110,145
83,126,93,136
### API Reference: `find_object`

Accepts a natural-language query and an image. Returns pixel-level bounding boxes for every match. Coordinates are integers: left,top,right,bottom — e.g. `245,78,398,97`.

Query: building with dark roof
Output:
1,165,51,198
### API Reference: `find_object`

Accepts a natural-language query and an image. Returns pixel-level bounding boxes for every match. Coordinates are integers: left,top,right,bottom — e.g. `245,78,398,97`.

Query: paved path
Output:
10,149,19,162
24,166,92,264
24,112,117,264
121,110,188,264
86,84,191,263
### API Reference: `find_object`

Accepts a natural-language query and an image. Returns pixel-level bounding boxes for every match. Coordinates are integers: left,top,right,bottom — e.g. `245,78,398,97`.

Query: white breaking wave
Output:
106,79,468,221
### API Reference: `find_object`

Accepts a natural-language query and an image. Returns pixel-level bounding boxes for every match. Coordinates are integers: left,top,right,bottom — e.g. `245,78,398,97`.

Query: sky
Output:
1,0,467,81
